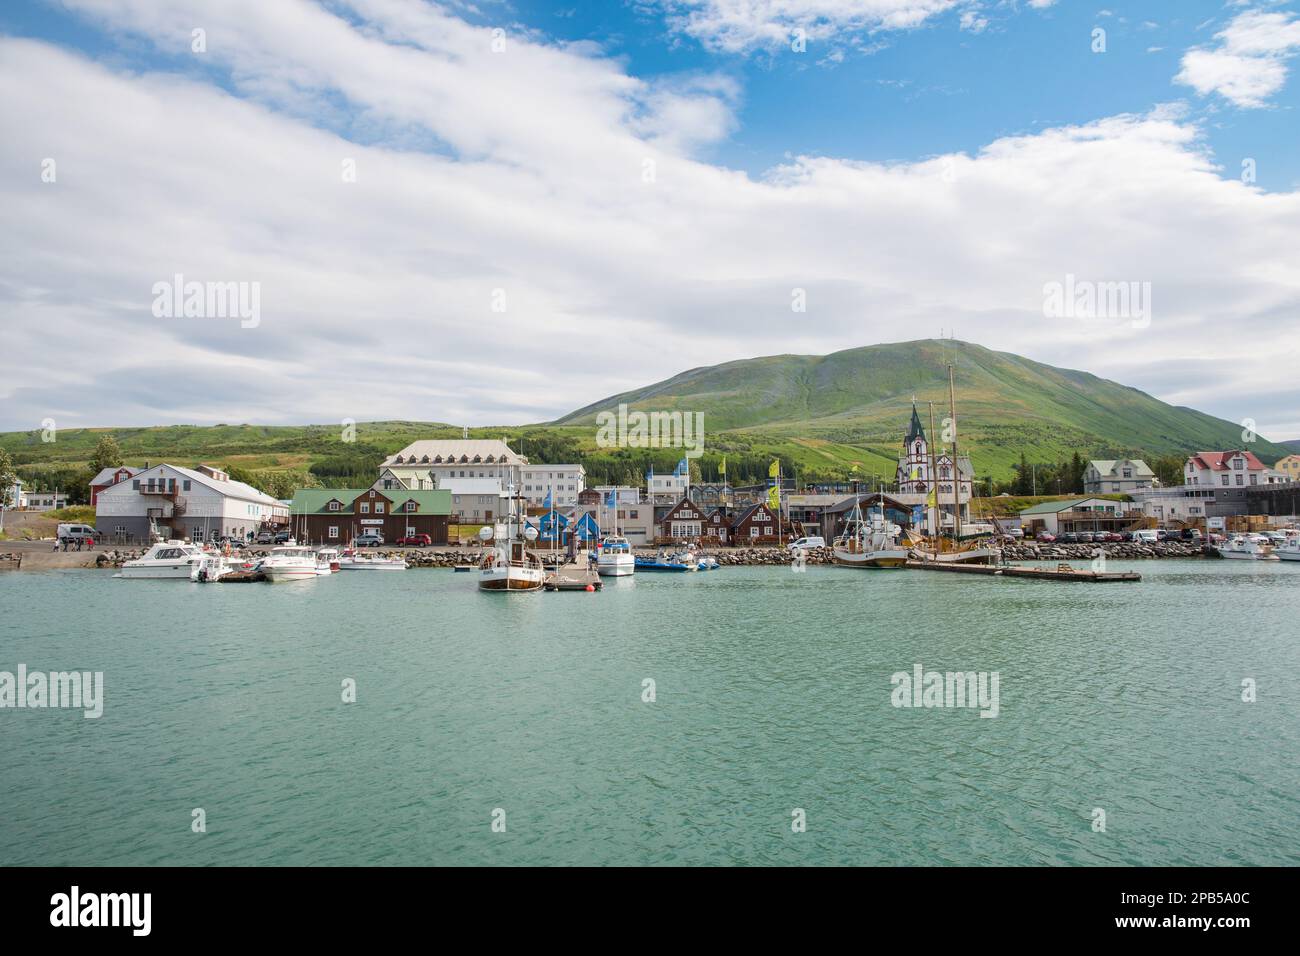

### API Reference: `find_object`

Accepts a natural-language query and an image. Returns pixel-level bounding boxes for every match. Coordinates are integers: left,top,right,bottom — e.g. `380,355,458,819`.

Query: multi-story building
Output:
95,464,288,543
520,463,585,508
89,466,142,506
1184,450,1268,489
20,490,69,511
438,478,507,524
1084,459,1155,494
1272,454,1300,482
379,440,527,490
289,487,451,545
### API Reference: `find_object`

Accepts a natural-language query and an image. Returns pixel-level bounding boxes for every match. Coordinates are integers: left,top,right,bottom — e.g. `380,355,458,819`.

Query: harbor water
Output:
1,562,1297,865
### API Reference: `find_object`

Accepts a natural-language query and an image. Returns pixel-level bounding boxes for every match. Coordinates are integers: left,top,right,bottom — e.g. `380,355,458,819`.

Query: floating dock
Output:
218,568,266,583
905,560,1140,582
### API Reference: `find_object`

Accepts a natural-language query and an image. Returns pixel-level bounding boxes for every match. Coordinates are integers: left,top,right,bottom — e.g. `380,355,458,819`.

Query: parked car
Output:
274,530,293,544
397,534,432,547
356,531,384,547
1181,529,1203,542
1075,532,1095,543
788,536,826,551
1104,532,1123,542
1059,532,1078,544
256,530,276,544
1004,527,1024,539
1156,529,1178,542
1036,532,1056,543
56,523,97,544
1119,531,1135,542
1132,529,1159,544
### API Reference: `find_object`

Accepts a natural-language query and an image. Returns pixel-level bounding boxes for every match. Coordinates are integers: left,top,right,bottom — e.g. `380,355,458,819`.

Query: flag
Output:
646,466,654,482
910,465,919,480
769,459,780,479
719,457,726,477
544,489,553,510
673,457,687,477
926,487,937,508
767,485,780,509
606,489,616,509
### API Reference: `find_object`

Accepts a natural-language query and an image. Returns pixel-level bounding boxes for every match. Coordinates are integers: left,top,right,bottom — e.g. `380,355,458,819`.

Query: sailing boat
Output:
478,477,545,592
831,496,909,568
910,365,1001,565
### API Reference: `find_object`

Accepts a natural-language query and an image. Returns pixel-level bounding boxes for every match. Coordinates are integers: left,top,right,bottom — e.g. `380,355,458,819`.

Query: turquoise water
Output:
1,562,1297,866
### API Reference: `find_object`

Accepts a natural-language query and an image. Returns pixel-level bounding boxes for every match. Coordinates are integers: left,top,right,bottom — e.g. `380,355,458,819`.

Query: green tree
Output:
0,448,17,515
87,435,124,475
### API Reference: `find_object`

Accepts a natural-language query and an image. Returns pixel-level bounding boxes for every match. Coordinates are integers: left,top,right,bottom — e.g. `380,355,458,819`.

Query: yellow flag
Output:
767,485,780,509
926,487,937,508
719,457,726,476
769,459,780,478
910,465,919,480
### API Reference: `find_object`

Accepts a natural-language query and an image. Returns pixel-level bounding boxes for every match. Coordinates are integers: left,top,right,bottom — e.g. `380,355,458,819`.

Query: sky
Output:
1,0,1299,439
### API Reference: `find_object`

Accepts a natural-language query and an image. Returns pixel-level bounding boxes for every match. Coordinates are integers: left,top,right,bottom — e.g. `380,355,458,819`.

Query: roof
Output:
1188,450,1266,472
382,440,525,467
108,463,283,507
90,466,140,486
290,488,452,515
1088,459,1154,478
521,462,585,474
906,403,926,445
1019,497,1120,516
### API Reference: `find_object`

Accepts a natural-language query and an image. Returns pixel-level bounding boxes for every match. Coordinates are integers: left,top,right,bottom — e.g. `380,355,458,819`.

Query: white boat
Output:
117,541,211,579
1214,536,1279,560
191,551,234,582
336,549,406,571
477,495,546,592
831,501,909,569
596,535,635,576
262,543,322,582
1276,536,1300,562
315,548,341,574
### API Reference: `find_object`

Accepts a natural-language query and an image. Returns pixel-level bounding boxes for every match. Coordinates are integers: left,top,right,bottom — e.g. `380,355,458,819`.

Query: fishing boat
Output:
1214,536,1278,560
831,499,909,569
117,540,213,579
336,549,406,571
635,545,698,572
596,535,635,577
478,483,546,592
1276,536,1300,562
261,543,321,582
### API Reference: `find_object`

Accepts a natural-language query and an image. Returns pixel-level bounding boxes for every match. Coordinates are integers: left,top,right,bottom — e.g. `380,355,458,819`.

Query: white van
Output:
57,523,97,542
1133,529,1159,544
788,536,826,550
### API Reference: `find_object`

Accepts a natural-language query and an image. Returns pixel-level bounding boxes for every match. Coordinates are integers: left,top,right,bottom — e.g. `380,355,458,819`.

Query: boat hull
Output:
478,570,545,591
596,555,635,576
263,565,319,582
831,549,909,568
117,563,199,579
1215,549,1278,560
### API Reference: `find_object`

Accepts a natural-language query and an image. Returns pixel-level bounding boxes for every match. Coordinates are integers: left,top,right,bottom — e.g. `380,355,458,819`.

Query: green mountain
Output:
553,339,1292,477
3,340,1288,502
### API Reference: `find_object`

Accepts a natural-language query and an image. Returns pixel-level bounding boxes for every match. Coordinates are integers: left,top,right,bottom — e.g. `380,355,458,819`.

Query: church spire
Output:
906,402,926,445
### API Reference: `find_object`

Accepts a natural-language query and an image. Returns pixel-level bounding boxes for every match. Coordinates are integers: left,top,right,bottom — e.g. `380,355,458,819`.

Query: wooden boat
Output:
831,499,909,568
478,487,545,592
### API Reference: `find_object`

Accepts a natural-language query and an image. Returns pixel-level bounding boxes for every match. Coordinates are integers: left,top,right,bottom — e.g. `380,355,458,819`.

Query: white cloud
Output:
653,0,962,53
2,1,1300,438
1175,9,1300,108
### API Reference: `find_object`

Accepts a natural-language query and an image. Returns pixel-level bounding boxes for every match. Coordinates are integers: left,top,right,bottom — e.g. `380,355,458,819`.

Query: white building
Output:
20,489,69,511
96,464,288,543
895,403,973,504
380,439,527,490
438,478,508,523
1184,450,1268,489
1084,459,1155,494
647,470,688,503
521,463,585,507
1128,487,1217,523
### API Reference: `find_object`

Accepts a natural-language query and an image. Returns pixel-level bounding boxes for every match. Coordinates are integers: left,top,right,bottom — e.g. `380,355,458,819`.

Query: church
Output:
895,403,974,504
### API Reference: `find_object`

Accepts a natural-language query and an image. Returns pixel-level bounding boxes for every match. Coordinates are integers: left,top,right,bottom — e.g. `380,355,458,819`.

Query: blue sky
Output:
2,0,1299,437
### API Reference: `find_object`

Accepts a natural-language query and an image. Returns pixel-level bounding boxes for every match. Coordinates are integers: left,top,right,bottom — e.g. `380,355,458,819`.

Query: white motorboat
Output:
1276,536,1300,562
1214,536,1278,560
315,548,341,574
262,543,322,582
117,541,211,579
336,549,406,571
831,500,909,569
595,535,635,577
191,551,234,582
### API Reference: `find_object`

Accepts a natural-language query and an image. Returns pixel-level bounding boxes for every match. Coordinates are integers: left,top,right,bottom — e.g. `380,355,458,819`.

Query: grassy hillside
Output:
3,339,1288,499
555,339,1292,478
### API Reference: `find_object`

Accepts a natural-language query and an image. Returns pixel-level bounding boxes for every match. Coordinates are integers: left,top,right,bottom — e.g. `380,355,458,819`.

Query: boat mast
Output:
948,363,962,543
927,400,939,546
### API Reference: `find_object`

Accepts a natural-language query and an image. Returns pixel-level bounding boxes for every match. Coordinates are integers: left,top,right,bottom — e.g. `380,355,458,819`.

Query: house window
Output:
375,503,385,514
750,526,760,537
329,501,340,511
407,501,417,512
1221,476,1229,486
360,502,370,513
1236,475,1243,486
328,526,339,539
132,480,140,490
1249,474,1257,485
183,480,191,490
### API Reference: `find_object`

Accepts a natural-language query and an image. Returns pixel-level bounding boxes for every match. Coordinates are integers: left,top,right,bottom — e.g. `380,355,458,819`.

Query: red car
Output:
396,534,432,547
1036,532,1056,543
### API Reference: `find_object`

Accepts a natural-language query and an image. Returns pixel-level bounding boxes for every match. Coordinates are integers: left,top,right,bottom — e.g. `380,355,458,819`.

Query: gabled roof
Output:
662,496,707,519
1188,451,1266,472
732,500,777,525
1088,459,1154,478
90,466,140,487
114,463,282,507
1019,497,1119,516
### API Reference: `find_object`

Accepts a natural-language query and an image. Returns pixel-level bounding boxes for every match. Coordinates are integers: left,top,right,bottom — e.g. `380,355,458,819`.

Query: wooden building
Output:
289,487,451,545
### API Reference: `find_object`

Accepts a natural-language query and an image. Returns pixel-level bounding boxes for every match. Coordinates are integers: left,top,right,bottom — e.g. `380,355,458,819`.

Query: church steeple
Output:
906,402,926,445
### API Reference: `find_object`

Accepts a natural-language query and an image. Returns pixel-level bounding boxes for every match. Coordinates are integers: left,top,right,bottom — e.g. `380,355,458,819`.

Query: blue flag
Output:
544,489,553,510
673,457,687,477
606,489,616,509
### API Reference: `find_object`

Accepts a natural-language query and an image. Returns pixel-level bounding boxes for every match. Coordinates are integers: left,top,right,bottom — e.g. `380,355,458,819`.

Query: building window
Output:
132,480,140,489
183,480,191,490
329,501,340,511
375,503,385,514
360,502,370,513
328,526,339,539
